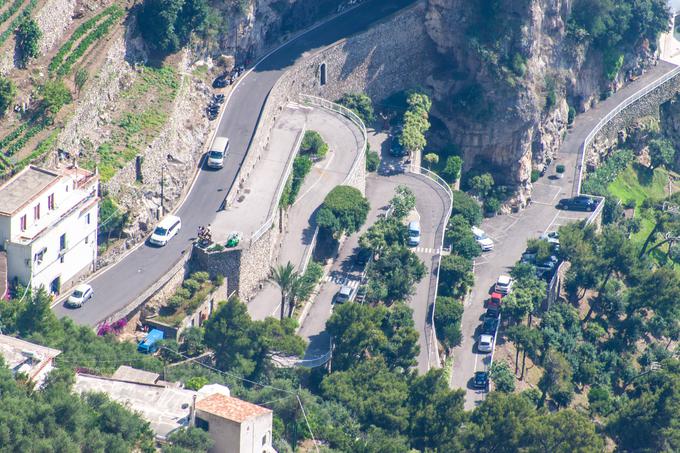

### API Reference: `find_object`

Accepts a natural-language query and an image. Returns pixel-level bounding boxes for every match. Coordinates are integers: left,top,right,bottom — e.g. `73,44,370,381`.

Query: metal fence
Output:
249,128,306,245
408,166,454,370
299,94,368,185
575,66,680,196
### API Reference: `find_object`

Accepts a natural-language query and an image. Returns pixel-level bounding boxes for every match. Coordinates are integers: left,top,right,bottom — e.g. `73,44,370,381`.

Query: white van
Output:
472,226,494,251
149,215,182,246
207,136,229,169
408,221,421,246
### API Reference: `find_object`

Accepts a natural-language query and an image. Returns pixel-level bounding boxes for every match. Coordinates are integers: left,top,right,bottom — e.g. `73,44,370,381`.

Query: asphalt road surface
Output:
299,130,450,373
54,0,417,326
451,60,678,409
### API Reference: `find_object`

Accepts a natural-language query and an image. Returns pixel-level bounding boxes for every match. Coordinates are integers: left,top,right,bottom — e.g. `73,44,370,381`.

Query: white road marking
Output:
544,210,562,234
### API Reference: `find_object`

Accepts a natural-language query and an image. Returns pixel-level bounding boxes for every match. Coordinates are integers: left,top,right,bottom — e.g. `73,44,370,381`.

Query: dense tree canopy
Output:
138,0,211,54
317,185,370,238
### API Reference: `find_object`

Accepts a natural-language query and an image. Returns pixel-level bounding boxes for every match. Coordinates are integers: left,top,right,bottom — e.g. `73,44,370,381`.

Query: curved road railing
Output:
299,93,368,184
249,94,367,246
409,166,453,370
576,65,680,196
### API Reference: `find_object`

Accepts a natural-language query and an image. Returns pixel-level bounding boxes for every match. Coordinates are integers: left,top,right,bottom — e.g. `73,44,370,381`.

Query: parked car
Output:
472,226,494,251
481,317,499,335
212,93,225,104
535,255,559,277
149,215,182,246
485,307,500,319
495,274,513,295
478,334,494,353
473,371,489,390
66,284,93,308
540,231,560,250
487,292,503,310
408,221,421,247
335,285,354,304
212,74,228,88
557,195,597,211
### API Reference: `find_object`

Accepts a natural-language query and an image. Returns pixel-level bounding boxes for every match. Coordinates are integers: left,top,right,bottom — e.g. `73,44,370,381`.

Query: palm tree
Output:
269,262,300,320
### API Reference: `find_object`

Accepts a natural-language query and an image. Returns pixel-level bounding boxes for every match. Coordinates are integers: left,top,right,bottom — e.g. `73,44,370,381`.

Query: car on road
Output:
66,284,93,308
557,195,597,211
407,221,421,247
207,136,229,169
481,317,499,335
354,247,372,266
472,226,494,251
485,307,500,319
473,371,489,390
335,285,354,304
478,334,494,353
149,215,182,246
495,275,513,295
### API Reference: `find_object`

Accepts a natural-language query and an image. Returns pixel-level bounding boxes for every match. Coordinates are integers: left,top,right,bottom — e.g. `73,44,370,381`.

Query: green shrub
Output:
280,155,313,207
0,76,15,116
206,243,224,252
531,169,540,183
174,288,191,300
484,197,501,214
183,279,201,295
366,150,380,172
317,185,370,237
442,156,462,183
435,296,464,349
337,92,375,124
300,130,328,158
15,18,41,67
0,0,39,47
185,376,209,390
167,295,184,312
191,271,210,283
582,149,634,196
568,106,576,125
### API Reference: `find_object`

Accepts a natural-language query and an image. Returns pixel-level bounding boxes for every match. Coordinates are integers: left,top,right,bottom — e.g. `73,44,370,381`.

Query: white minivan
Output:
207,136,229,169
408,221,421,247
472,226,494,251
149,215,182,246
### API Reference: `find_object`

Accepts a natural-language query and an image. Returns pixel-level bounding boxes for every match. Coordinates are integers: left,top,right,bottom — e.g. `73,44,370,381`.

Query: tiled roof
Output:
195,393,271,423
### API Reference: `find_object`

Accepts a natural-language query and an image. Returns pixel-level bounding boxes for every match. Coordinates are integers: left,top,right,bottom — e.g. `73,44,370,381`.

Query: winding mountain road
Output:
54,0,416,326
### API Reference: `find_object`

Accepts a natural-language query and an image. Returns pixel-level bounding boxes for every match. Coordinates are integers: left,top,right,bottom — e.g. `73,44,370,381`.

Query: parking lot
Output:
451,167,591,409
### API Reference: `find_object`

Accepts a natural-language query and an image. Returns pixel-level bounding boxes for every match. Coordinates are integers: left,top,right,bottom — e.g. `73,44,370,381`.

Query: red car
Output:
487,292,503,310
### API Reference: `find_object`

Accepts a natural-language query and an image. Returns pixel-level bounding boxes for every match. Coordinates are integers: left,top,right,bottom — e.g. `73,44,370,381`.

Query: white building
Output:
195,393,275,453
0,164,98,294
74,365,275,453
0,334,61,385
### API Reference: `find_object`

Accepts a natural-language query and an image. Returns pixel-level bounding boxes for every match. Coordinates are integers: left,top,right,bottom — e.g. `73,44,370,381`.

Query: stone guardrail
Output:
249,127,306,245
98,250,191,328
408,166,453,370
299,93,368,184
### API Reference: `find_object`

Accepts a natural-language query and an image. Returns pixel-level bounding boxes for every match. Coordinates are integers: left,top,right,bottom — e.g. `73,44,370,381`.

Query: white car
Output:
472,226,494,251
67,284,93,308
495,275,513,295
149,215,182,246
478,334,494,353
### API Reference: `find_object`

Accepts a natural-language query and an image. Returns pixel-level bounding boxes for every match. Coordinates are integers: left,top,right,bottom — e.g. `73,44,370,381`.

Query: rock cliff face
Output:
424,0,656,203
